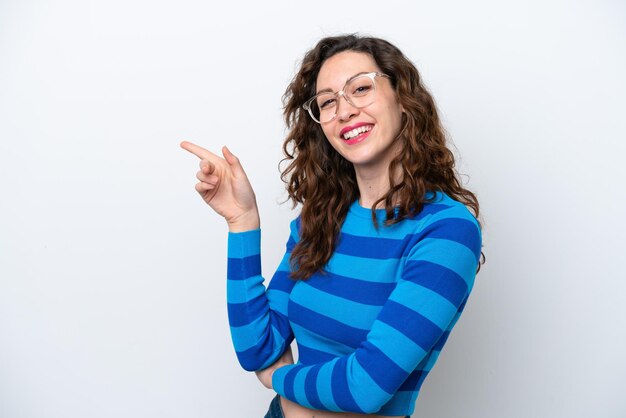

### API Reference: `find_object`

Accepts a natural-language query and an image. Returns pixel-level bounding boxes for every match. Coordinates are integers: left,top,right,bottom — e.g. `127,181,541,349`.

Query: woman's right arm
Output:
181,140,296,370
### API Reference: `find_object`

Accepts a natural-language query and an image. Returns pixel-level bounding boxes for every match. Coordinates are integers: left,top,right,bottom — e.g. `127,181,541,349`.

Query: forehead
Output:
316,51,380,90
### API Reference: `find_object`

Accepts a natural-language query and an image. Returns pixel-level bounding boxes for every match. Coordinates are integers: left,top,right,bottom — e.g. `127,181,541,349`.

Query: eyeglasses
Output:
303,72,391,124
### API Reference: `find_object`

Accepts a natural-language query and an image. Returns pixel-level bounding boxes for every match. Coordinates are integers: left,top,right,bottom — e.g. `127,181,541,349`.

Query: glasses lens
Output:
345,75,376,108
309,93,336,123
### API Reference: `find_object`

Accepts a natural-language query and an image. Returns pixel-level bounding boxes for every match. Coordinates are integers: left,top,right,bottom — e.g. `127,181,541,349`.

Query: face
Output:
315,51,404,174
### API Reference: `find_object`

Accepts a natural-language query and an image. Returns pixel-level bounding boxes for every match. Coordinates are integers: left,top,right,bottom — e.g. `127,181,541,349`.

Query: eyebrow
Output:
316,71,371,94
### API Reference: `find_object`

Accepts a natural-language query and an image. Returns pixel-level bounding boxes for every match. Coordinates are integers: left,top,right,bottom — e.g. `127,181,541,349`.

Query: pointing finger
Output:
180,140,220,161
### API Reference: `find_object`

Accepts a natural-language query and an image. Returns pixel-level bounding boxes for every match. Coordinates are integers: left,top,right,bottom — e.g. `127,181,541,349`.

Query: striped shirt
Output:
226,192,482,416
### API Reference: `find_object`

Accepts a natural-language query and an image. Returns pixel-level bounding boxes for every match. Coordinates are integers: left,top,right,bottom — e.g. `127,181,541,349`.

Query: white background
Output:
1,0,625,417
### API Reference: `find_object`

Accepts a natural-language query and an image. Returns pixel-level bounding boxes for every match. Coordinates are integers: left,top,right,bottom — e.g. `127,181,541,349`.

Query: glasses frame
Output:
302,72,391,124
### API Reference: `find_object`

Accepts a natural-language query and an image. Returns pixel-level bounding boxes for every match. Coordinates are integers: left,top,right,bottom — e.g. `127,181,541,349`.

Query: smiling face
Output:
316,51,404,176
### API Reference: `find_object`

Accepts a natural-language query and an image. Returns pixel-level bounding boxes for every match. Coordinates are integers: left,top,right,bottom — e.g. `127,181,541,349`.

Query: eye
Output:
351,84,372,96
318,97,336,110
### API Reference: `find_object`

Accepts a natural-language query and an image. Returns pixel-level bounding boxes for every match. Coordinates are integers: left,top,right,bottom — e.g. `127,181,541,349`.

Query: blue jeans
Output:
264,395,284,418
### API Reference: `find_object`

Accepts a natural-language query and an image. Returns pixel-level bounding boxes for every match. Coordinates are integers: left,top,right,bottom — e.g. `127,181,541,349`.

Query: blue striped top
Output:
226,192,482,416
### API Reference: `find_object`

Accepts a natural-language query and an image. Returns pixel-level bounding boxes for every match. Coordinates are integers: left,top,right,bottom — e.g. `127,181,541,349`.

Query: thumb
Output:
222,146,246,176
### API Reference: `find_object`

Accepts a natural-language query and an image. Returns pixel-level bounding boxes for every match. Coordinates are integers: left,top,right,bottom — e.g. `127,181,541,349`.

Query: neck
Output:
354,164,401,209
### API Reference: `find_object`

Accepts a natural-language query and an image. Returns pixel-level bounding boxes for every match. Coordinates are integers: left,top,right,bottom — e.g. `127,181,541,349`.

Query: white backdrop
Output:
1,1,624,417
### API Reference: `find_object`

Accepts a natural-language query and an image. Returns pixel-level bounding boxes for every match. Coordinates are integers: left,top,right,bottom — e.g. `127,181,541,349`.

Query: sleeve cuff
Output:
227,229,261,258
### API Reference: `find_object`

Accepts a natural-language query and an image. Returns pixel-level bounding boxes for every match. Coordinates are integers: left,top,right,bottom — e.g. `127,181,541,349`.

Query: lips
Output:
340,123,374,145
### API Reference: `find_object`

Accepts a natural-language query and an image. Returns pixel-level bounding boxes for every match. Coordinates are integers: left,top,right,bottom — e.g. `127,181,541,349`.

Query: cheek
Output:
318,125,337,145
321,125,334,141
321,125,343,154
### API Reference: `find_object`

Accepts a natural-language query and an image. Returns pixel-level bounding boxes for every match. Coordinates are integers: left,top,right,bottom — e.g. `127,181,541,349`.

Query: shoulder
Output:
409,192,482,257
419,192,479,225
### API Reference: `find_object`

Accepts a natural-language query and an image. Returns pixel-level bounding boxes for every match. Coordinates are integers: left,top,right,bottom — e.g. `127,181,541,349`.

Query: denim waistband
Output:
263,395,409,418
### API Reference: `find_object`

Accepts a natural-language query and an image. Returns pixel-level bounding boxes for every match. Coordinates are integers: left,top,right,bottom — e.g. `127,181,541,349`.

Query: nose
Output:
336,93,359,122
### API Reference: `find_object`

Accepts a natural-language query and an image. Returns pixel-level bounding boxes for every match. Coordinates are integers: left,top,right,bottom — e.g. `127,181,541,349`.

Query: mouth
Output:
341,124,374,145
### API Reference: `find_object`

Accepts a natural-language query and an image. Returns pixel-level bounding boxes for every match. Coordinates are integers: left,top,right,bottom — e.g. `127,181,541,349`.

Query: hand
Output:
255,346,294,389
180,141,260,232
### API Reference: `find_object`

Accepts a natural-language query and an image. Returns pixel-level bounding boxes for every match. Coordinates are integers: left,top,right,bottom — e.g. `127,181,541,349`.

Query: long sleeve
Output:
226,224,298,371
271,213,482,414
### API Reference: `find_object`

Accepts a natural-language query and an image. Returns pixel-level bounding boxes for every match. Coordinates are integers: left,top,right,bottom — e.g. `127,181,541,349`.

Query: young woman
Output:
181,34,483,418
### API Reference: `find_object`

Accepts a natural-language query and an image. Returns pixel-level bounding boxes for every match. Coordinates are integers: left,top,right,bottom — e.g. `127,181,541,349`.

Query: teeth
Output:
342,125,372,140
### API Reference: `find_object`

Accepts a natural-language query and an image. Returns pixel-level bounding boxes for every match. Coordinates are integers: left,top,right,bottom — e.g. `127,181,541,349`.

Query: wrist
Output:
227,210,260,232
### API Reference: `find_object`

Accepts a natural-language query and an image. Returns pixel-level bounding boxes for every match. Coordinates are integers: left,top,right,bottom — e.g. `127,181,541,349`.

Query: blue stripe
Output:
291,283,383,330
226,276,265,303
266,270,296,292
226,294,266,327
389,281,458,331
407,238,478,283
402,261,468,307
411,202,452,220
423,218,482,257
335,233,404,259
342,211,423,239
229,320,267,352
227,254,261,279
432,330,451,351
289,302,368,349
417,208,480,245
266,288,290,316
304,364,325,410
370,321,427,373
326,253,403,283
297,343,340,364
317,360,341,411
355,342,409,394
293,368,312,408
331,356,364,413
349,356,392,412
282,367,299,403
378,301,443,352
290,323,355,357
227,229,260,258
304,272,395,305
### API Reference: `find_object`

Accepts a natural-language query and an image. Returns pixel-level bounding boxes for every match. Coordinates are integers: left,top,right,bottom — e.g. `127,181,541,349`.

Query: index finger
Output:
180,140,220,161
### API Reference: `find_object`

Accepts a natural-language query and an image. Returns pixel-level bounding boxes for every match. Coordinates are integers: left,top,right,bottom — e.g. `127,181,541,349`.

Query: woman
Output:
181,34,483,418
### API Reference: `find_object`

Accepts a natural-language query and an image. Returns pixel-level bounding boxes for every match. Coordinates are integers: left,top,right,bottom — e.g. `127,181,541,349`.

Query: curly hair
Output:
281,34,483,279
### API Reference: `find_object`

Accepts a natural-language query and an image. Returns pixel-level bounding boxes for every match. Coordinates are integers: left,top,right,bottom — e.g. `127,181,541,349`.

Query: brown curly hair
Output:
281,34,483,279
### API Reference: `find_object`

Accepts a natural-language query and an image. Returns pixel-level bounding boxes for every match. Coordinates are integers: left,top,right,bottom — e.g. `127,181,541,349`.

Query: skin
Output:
179,142,260,233
181,50,405,418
